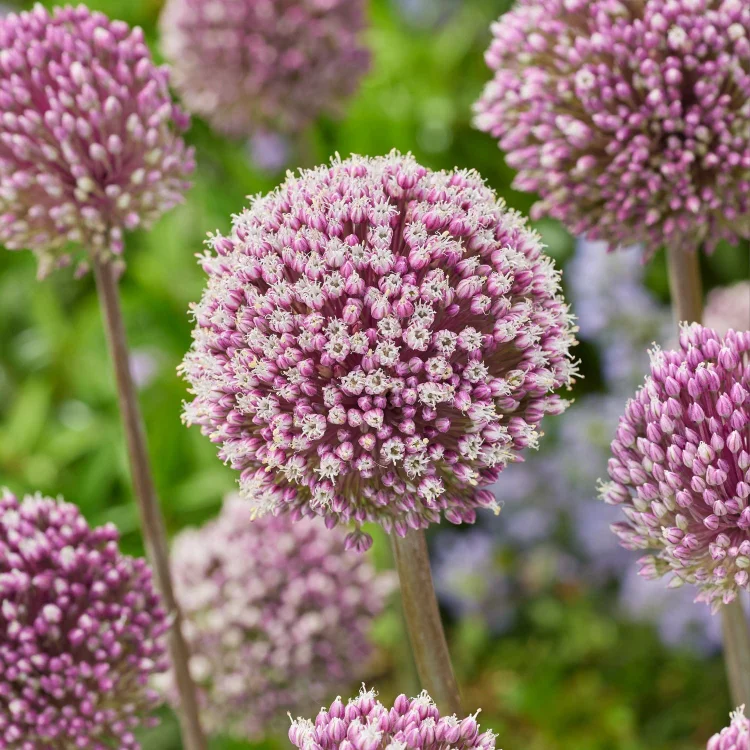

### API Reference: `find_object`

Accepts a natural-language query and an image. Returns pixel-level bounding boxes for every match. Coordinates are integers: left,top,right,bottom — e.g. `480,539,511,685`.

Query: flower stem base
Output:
390,529,462,715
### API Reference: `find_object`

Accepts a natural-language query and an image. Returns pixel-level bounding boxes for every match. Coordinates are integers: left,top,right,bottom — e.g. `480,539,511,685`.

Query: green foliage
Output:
0,0,747,748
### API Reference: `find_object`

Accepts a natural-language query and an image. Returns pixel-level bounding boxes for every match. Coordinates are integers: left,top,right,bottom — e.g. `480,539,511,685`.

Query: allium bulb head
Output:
180,151,578,550
288,686,498,750
705,281,750,336
160,0,370,138
0,489,168,748
0,4,195,276
474,0,750,257
167,495,392,739
708,706,750,750
600,324,750,610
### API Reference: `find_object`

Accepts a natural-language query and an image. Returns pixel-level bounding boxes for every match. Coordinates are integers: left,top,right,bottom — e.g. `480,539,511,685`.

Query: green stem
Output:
93,256,208,750
390,529,462,714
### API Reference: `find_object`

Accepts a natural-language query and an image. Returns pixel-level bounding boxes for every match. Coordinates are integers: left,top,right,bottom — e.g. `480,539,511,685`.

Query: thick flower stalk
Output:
474,0,750,257
166,494,392,739
0,489,168,748
288,686,498,750
708,706,750,750
160,0,370,137
600,324,750,610
181,151,578,551
0,4,194,275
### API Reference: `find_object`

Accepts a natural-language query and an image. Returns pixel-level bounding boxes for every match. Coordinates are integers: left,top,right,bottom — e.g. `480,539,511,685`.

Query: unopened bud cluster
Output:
601,325,750,609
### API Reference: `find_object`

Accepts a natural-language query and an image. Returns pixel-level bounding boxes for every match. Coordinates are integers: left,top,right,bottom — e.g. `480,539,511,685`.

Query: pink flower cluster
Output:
0,490,168,748
288,686,498,750
0,4,194,275
474,0,750,257
160,0,370,137
167,495,392,738
601,324,750,609
708,707,750,750
181,152,578,550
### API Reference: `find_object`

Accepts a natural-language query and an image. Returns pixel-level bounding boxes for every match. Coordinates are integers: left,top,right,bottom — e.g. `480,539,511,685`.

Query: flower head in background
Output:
0,4,194,276
706,282,750,336
181,151,578,550
601,325,750,610
474,0,750,257
167,494,392,739
0,489,168,747
288,686,498,750
708,706,750,750
160,0,370,138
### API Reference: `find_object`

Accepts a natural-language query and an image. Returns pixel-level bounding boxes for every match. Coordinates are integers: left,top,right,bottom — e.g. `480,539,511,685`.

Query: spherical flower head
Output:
600,324,750,610
166,495,393,739
474,0,750,257
159,0,370,138
288,686,498,750
706,281,750,337
708,706,750,750
0,489,168,748
0,4,195,276
180,151,578,550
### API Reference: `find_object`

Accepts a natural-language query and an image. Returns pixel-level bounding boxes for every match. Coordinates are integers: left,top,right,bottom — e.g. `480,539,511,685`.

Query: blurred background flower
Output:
165,494,392,740
0,1,748,748
159,0,370,137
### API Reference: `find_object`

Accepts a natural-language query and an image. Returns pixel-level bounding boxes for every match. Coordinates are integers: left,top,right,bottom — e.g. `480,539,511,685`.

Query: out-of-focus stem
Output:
93,256,208,750
665,245,703,325
722,600,750,706
665,243,750,708
390,529,462,715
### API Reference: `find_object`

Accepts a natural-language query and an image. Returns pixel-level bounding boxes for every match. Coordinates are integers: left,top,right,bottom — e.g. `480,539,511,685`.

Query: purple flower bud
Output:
600,325,750,606
474,0,750,257
0,490,167,747
0,5,194,275
707,706,750,750
165,495,393,739
289,688,499,750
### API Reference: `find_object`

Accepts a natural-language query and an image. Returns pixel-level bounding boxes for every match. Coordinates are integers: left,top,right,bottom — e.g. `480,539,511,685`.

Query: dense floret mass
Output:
181,152,578,550
0,4,194,274
600,325,750,609
708,707,750,750
160,0,370,137
474,0,750,257
167,495,392,738
0,490,168,748
288,686,498,750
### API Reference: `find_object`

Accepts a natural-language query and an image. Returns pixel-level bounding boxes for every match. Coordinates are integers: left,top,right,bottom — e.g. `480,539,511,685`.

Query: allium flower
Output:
167,494,392,739
708,707,750,750
600,324,750,609
160,0,370,138
181,151,578,550
0,489,168,747
288,686,498,750
0,4,194,275
706,282,750,336
474,0,750,256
